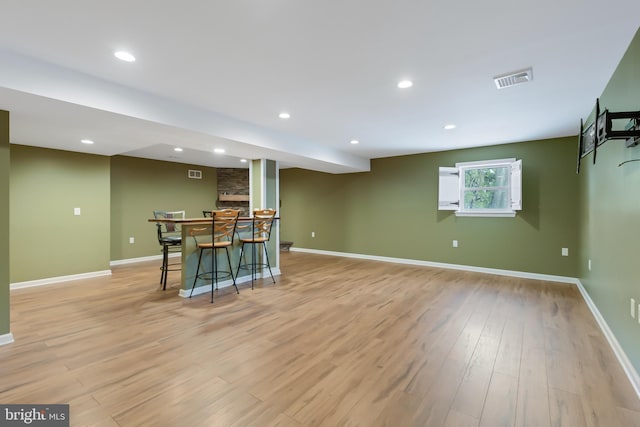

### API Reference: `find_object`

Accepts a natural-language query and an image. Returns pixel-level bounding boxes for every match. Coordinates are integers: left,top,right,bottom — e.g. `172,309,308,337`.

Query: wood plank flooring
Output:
1,252,639,426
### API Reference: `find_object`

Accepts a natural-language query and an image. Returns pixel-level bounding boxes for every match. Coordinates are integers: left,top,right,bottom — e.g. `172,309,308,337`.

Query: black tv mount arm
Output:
576,98,640,173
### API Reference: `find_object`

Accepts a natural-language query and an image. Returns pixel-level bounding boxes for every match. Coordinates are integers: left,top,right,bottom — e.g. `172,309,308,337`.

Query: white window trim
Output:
438,158,522,218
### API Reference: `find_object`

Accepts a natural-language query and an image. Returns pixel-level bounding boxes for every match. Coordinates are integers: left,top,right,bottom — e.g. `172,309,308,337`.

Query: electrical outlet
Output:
561,247,568,256
129,237,135,244
311,231,315,238
632,298,636,319
452,240,458,248
74,207,81,216
588,259,592,271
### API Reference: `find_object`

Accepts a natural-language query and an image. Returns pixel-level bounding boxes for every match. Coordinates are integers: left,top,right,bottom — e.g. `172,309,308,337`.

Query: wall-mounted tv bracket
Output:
577,98,640,173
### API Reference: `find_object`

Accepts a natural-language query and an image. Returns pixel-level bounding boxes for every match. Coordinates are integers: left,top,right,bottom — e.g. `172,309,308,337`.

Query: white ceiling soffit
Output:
0,50,369,173
0,1,639,173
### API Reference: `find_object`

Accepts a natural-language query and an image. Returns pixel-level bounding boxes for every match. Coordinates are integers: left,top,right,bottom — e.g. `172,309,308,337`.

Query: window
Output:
438,158,522,217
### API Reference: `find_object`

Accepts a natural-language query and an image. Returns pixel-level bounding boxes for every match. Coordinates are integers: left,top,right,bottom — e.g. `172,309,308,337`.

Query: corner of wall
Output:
0,110,11,335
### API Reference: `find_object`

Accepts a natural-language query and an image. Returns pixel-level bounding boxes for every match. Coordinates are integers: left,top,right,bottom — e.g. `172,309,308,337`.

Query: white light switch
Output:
561,247,568,256
129,237,135,244
74,207,81,216
452,240,458,248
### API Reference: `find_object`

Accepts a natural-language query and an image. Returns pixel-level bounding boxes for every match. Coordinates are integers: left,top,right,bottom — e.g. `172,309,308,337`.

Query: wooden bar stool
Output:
189,209,240,303
236,209,277,289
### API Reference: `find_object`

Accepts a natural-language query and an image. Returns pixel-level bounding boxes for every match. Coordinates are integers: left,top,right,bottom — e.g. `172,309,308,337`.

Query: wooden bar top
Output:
149,217,277,223
149,217,250,224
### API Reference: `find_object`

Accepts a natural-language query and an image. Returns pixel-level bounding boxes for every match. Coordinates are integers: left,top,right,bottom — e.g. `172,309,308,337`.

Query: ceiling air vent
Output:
493,68,533,89
188,169,202,179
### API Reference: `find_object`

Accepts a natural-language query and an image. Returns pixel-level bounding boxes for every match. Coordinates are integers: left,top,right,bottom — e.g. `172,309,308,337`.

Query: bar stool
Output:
189,209,240,303
236,209,277,289
153,210,185,290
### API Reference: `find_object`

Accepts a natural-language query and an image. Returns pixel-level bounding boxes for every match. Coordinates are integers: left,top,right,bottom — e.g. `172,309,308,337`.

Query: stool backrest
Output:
251,209,277,241
212,209,240,243
153,210,185,242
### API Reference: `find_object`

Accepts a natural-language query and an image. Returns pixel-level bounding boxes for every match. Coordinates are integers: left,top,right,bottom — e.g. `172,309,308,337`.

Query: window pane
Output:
462,166,510,211
464,166,509,188
494,167,509,187
463,189,509,209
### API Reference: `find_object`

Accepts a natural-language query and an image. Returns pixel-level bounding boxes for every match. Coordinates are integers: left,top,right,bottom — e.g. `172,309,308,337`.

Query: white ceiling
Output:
0,1,639,173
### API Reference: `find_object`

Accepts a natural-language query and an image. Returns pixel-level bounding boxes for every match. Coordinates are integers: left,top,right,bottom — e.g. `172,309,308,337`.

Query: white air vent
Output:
494,68,533,89
188,169,202,179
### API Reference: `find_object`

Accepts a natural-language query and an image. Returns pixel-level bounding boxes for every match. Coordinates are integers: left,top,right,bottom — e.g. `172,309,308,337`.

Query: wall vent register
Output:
493,68,533,89
188,169,202,179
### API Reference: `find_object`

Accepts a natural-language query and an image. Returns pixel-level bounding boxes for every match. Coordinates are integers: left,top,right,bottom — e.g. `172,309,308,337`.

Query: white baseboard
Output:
110,252,180,267
10,270,112,290
0,333,14,346
290,247,577,284
178,268,282,298
290,247,640,400
576,280,640,400
10,252,173,289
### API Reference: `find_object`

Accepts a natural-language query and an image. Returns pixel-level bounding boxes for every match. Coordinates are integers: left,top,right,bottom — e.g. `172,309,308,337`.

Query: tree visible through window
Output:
463,166,510,210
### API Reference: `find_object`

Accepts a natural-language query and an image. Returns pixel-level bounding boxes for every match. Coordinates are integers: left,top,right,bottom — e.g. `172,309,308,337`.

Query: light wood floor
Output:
1,252,640,427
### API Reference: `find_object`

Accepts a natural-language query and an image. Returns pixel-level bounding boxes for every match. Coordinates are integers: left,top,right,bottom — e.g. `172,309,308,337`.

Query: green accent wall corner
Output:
0,111,10,335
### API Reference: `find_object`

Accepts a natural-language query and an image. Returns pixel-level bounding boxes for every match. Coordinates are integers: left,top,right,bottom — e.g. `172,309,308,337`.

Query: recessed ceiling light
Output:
279,112,291,119
80,139,94,145
444,124,457,130
174,147,183,152
114,51,136,62
214,148,225,154
397,80,413,89
350,139,359,145
240,159,247,163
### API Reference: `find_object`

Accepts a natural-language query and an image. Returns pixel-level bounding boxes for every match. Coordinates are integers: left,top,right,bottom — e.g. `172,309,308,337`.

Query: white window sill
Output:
454,211,516,218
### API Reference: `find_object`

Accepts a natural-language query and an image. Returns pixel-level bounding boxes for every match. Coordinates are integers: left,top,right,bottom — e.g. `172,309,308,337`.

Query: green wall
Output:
110,156,217,261
250,159,262,210
578,28,640,372
265,160,278,267
10,145,111,283
266,160,277,211
0,111,10,335
281,136,579,277
7,150,218,281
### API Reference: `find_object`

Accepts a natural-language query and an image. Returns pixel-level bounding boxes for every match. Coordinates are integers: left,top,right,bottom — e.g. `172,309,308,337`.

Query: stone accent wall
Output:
217,168,249,215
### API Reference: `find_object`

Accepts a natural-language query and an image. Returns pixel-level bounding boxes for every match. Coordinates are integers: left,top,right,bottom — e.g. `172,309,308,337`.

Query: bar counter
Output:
149,217,278,297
